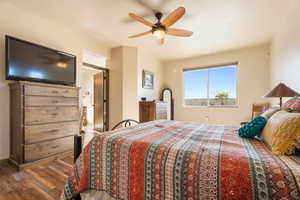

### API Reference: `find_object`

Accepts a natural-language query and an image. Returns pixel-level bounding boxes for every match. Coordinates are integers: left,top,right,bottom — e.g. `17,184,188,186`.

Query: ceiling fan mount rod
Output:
155,12,163,22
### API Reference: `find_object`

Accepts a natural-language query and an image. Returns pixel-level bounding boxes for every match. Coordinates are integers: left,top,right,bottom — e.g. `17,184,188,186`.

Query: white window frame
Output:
182,62,239,108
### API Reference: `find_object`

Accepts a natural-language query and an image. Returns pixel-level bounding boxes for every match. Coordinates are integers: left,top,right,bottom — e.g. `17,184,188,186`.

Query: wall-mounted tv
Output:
5,35,76,85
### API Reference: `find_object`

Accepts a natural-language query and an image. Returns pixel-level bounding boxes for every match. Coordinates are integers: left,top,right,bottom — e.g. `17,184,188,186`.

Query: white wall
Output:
108,46,139,128
138,47,164,101
122,46,138,120
107,47,123,129
0,1,111,160
270,0,300,102
109,46,164,127
163,44,271,126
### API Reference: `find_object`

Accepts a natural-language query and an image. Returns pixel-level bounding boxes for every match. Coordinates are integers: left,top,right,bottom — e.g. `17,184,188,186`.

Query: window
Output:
184,64,237,107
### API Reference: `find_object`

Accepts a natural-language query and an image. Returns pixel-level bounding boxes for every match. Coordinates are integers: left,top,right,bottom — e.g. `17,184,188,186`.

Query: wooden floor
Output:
0,155,73,200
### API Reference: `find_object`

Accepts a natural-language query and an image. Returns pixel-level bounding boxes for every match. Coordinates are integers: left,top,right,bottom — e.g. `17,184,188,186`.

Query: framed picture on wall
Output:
142,70,154,89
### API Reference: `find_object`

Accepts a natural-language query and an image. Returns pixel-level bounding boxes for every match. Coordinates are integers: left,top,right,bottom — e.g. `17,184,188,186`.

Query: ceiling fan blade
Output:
167,28,193,37
129,13,156,27
122,13,152,23
161,7,185,27
128,31,152,38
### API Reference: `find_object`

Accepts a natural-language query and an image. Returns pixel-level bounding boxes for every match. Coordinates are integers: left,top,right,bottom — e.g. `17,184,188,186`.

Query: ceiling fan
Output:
128,7,193,44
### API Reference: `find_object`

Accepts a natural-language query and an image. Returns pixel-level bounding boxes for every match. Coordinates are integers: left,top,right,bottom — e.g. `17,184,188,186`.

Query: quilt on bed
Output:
62,120,300,200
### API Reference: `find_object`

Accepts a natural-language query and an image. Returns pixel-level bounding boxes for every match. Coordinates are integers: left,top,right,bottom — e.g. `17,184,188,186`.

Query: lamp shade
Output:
264,83,300,107
264,83,300,98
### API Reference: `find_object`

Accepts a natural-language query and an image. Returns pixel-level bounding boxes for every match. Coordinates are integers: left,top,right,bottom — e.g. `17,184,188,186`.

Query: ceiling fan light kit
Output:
128,7,193,44
153,29,165,39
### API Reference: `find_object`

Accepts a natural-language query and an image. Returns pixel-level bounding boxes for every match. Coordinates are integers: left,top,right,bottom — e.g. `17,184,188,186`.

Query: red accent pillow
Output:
283,97,300,110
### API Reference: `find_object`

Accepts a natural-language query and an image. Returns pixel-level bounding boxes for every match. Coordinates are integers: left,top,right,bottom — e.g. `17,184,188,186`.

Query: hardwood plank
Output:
38,167,66,188
60,155,74,164
56,159,73,168
20,187,47,200
48,166,68,179
0,142,73,200
25,169,56,190
26,168,63,198
25,175,58,200
52,160,72,176
0,191,24,200
27,181,55,200
18,151,73,170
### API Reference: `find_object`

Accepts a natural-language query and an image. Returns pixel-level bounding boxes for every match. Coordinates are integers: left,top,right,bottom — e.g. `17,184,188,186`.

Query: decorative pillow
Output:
261,110,300,155
287,109,300,113
260,107,281,119
283,97,300,111
238,116,267,138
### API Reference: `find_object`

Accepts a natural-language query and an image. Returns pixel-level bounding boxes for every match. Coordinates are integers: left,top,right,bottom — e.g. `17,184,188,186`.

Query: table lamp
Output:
264,83,300,108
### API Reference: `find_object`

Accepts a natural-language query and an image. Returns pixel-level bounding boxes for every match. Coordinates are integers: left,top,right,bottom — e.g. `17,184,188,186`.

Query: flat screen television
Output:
5,35,76,85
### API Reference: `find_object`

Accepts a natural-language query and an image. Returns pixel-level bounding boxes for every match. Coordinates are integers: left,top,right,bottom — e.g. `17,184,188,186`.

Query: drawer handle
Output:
52,90,59,94
51,100,59,104
51,113,58,116
49,129,59,133
52,145,59,149
64,90,69,93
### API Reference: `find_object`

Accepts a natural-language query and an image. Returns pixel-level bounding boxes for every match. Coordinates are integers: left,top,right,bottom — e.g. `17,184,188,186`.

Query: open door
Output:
94,72,104,132
93,70,109,132
81,62,109,133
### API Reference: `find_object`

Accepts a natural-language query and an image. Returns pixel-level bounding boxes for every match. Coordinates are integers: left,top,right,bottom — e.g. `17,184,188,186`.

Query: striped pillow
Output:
283,97,300,111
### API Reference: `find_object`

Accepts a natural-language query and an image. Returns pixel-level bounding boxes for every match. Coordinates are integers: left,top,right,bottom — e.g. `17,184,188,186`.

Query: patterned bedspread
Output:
62,120,300,200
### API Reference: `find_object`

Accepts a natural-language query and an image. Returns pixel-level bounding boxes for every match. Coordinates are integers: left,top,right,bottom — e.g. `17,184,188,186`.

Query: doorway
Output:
81,63,109,132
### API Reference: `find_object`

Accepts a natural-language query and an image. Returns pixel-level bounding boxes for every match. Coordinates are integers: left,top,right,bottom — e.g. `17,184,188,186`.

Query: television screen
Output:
6,36,76,85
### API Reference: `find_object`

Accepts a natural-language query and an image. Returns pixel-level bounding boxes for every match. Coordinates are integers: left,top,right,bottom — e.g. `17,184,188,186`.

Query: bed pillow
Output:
261,110,300,155
283,97,300,111
238,116,267,138
260,107,281,119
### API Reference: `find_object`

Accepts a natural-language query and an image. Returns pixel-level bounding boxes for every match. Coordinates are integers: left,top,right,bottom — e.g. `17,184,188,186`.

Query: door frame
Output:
82,62,110,131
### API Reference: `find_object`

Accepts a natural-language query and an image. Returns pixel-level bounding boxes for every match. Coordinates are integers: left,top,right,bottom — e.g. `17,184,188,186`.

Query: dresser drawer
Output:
24,136,74,162
24,85,78,98
24,121,79,144
156,108,167,119
24,106,79,125
24,96,78,107
156,111,167,120
156,102,168,120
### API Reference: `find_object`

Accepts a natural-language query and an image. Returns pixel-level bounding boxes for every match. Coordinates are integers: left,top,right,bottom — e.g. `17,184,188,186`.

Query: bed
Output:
62,120,300,200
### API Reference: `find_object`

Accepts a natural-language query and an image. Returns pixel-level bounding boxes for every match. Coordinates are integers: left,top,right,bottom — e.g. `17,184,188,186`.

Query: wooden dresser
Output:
9,81,80,168
139,100,168,123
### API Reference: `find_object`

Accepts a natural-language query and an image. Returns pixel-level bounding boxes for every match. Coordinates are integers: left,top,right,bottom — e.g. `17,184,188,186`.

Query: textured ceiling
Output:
5,0,284,61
